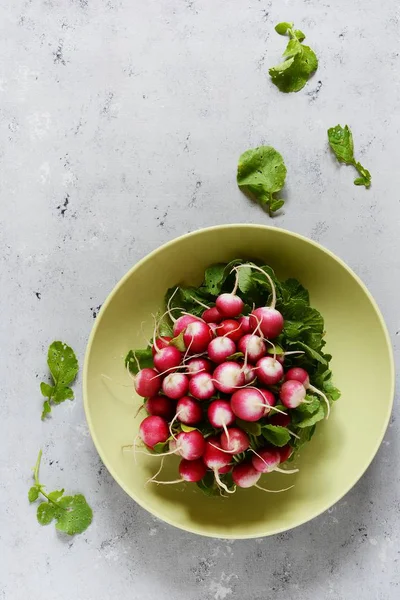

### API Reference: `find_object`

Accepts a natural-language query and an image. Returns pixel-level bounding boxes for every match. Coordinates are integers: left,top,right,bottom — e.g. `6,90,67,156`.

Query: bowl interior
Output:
84,225,393,538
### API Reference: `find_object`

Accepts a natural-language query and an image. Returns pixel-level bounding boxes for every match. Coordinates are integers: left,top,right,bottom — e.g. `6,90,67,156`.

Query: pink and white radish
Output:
162,372,189,399
256,356,284,385
278,445,293,463
207,400,235,439
220,427,250,453
149,457,207,486
176,396,203,425
251,448,298,475
279,379,307,408
179,458,207,481
139,415,169,449
232,462,294,492
203,438,234,493
173,430,206,460
234,264,284,339
215,271,244,318
186,357,212,376
213,361,245,394
230,388,273,421
183,321,213,353
238,334,266,363
173,314,200,337
285,367,330,418
145,396,175,420
153,345,182,373
189,372,215,400
239,362,257,384
207,336,236,363
134,368,162,397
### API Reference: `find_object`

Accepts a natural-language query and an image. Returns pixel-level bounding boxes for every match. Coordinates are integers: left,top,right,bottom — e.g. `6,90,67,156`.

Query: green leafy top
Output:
237,146,287,215
327,124,371,188
28,450,92,536
40,341,79,420
269,22,318,93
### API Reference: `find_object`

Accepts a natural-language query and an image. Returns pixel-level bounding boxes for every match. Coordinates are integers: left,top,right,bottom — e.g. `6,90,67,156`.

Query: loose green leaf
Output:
41,400,51,420
226,352,244,361
237,146,287,214
29,450,92,536
275,22,292,35
327,125,371,188
48,489,65,503
28,486,40,502
262,425,291,447
269,23,318,92
125,348,154,374
40,342,79,419
37,502,57,525
55,494,93,535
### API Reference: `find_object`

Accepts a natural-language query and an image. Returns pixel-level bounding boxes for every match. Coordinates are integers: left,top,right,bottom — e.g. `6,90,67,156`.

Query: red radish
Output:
162,372,189,399
232,463,261,488
230,388,266,421
176,396,203,425
250,306,284,339
251,448,281,473
186,358,212,376
285,367,309,385
208,322,218,335
220,427,250,453
233,264,284,339
175,430,206,460
183,321,212,353
173,314,199,337
207,400,235,434
258,388,276,416
189,372,215,400
179,458,207,482
269,413,291,427
213,362,245,394
218,464,232,474
134,368,161,397
207,336,236,363
256,356,284,385
151,336,172,356
139,415,169,449
145,396,175,420
216,319,243,341
153,345,182,372
240,362,257,384
284,367,330,418
280,379,306,408
238,334,266,363
278,445,293,463
238,315,251,334
202,306,223,323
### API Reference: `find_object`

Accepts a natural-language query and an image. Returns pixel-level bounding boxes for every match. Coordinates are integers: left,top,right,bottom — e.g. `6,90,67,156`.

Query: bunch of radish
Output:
126,263,331,495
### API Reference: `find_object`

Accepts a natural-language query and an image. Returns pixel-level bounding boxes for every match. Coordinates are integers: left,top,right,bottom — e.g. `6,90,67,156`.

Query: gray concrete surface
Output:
1,0,399,598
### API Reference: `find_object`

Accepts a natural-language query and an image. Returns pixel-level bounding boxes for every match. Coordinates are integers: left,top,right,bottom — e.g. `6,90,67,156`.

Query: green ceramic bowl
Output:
83,225,394,538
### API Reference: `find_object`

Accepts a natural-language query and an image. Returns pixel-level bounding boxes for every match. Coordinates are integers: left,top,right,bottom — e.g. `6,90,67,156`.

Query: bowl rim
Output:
83,224,395,539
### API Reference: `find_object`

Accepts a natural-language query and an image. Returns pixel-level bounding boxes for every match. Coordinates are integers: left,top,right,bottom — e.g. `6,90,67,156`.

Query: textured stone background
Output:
1,0,399,598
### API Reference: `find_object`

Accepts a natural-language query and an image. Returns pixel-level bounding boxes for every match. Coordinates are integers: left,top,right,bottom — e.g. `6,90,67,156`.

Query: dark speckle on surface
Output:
57,194,70,217
90,304,102,318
